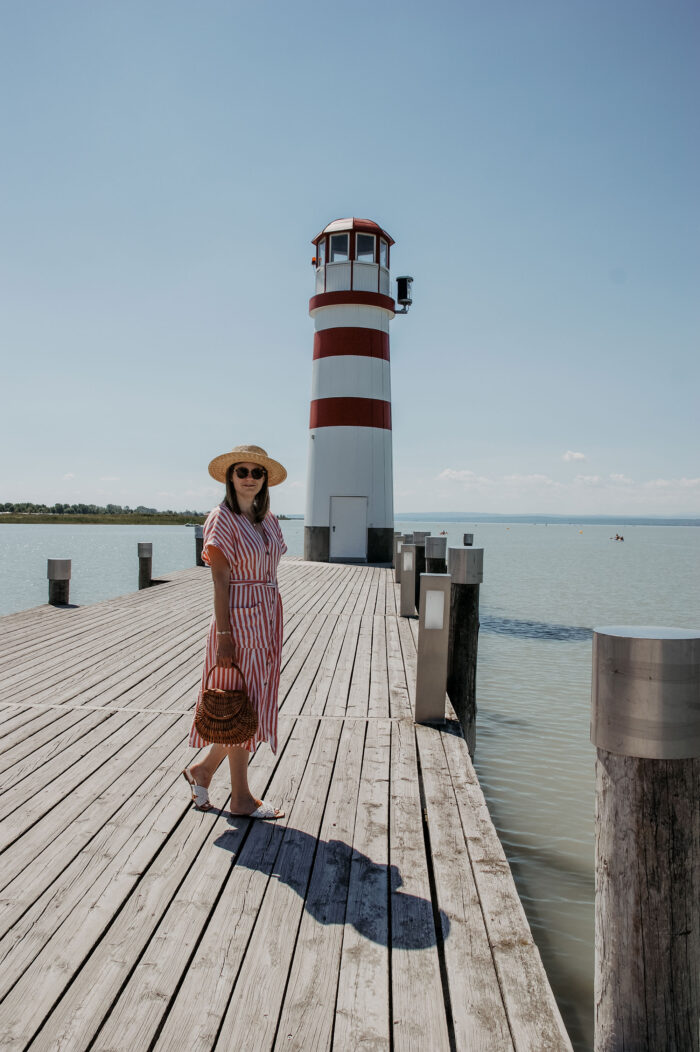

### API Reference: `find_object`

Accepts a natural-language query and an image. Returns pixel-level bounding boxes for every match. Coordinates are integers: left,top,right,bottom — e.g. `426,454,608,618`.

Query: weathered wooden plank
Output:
390,717,451,1050
213,717,347,1050
368,612,390,718
440,726,573,1051
415,721,514,1050
18,715,307,1052
385,615,412,719
152,719,328,1052
273,719,367,1050
345,613,373,717
0,714,189,939
333,718,392,1050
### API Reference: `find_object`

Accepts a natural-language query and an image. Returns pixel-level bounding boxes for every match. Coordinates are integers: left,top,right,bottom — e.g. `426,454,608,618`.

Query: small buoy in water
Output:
579,530,583,534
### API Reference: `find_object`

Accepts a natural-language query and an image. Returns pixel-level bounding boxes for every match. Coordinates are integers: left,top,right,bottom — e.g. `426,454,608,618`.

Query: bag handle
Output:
205,662,249,696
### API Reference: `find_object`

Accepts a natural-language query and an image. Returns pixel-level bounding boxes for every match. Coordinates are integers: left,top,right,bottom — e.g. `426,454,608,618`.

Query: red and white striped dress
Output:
189,502,287,754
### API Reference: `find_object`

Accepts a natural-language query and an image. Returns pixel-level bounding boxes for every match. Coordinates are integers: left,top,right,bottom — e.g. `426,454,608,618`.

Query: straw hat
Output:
207,444,287,486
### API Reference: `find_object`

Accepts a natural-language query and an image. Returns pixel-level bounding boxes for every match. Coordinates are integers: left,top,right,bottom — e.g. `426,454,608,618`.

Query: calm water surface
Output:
2,519,698,1050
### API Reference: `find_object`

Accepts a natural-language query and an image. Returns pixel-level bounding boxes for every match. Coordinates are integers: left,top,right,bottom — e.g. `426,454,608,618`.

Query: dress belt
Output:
229,579,276,586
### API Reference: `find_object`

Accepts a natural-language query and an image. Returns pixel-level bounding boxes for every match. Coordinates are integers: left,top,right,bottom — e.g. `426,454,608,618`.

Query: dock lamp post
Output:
415,573,451,724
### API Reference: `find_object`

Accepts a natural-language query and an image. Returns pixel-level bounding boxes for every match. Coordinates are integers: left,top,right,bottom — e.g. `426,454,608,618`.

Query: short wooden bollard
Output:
591,626,700,1052
446,547,484,756
425,535,447,574
415,573,451,724
194,525,204,567
47,559,71,606
138,542,153,589
399,543,417,617
463,533,473,546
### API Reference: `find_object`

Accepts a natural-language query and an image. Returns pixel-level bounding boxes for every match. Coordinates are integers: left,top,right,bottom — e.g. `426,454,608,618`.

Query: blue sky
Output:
1,0,698,516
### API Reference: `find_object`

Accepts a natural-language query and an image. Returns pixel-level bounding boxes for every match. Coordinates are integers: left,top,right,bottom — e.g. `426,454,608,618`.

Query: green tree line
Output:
1,502,206,517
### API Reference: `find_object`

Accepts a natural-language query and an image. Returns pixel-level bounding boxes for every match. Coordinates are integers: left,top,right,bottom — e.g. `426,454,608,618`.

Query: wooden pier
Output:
0,560,572,1050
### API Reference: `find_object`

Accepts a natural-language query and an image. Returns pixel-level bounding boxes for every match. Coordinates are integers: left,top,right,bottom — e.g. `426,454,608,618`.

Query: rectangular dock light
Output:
402,550,413,572
424,589,445,631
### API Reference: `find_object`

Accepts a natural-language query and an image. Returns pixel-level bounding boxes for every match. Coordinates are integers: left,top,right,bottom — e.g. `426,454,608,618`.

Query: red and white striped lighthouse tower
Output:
304,217,403,564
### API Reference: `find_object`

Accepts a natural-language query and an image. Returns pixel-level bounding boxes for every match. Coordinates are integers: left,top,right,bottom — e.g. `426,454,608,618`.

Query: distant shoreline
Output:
0,512,300,526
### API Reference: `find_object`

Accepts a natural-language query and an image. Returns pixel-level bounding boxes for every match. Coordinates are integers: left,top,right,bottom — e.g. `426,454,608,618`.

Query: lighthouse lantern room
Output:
304,217,404,564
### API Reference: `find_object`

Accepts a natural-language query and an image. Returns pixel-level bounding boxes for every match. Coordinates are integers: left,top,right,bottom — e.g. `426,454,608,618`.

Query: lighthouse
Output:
304,217,410,564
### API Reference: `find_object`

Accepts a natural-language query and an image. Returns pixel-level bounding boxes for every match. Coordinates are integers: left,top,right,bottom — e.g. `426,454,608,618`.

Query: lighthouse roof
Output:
313,217,395,246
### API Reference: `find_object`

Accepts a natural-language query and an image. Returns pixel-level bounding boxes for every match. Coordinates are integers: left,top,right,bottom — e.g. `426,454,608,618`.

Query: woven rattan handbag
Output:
194,664,258,746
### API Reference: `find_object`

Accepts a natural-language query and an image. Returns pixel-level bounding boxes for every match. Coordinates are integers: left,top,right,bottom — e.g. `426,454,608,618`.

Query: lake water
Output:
1,518,698,1050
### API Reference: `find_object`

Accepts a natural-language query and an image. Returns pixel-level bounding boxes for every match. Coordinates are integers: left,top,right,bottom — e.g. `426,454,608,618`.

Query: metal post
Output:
394,535,403,582
413,538,427,613
425,536,447,574
447,547,484,756
194,525,204,567
400,543,417,617
463,533,474,546
415,573,451,724
393,531,401,570
138,542,153,589
47,559,71,606
591,626,700,1052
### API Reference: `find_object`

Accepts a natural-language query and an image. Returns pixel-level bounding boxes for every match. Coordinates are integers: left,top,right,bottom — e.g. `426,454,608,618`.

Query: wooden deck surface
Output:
0,560,573,1051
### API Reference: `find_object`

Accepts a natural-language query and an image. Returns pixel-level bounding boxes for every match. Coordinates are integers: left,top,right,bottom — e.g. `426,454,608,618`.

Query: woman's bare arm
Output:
208,545,236,667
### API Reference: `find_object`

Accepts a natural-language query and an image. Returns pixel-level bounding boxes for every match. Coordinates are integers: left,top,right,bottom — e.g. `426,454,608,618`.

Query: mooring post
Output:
415,573,451,724
425,535,447,574
463,533,474,547
446,546,484,756
400,543,417,617
47,559,71,606
412,533,429,613
138,542,153,589
194,525,204,567
591,626,700,1052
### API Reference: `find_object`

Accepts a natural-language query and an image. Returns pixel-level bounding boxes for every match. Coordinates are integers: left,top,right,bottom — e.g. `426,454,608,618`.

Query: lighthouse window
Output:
356,233,375,263
329,233,349,262
317,239,326,267
379,239,388,268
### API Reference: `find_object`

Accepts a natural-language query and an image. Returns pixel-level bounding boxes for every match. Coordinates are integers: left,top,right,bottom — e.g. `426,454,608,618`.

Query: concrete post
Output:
415,573,451,724
425,536,447,574
447,547,484,756
138,542,153,590
463,533,474,546
47,559,71,606
194,525,204,567
400,543,417,617
591,626,700,1052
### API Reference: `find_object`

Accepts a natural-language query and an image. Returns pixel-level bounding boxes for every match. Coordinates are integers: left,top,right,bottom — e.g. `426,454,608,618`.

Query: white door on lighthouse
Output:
329,497,367,560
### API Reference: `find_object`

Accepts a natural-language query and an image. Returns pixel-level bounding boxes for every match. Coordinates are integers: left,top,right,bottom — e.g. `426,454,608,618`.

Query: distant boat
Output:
184,522,196,527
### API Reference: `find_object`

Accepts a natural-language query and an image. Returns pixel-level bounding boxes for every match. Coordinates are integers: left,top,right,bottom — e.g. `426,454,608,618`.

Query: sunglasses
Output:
232,466,266,480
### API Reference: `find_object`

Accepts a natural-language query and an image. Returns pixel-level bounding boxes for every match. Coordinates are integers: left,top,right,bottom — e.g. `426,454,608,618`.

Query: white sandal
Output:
182,768,212,811
232,799,284,820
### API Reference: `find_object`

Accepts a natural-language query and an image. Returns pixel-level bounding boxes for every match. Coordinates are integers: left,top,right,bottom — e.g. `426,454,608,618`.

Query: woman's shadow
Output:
214,819,449,951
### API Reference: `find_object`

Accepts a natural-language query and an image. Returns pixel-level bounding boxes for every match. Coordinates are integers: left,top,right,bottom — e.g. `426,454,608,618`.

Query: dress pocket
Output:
231,601,267,649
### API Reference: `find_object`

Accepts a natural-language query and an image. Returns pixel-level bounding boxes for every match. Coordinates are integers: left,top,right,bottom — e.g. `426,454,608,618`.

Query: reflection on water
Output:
482,614,592,642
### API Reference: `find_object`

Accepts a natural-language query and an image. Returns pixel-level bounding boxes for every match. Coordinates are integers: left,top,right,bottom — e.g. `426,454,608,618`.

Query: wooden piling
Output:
138,543,153,590
446,547,483,757
47,559,71,606
591,626,700,1052
194,525,204,567
425,536,447,574
463,533,473,547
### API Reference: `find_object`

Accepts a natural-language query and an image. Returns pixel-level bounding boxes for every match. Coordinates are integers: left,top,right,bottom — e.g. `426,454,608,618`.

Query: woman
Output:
183,443,287,818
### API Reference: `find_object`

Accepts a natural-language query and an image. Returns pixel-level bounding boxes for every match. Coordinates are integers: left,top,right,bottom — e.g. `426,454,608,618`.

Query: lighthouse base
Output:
304,526,394,565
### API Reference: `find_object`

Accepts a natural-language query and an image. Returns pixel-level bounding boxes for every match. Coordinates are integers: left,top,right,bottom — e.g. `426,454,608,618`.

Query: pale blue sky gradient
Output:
1,0,698,515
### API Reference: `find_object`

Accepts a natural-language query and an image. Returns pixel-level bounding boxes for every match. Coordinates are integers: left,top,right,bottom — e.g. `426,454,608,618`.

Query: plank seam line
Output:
415,733,457,1052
